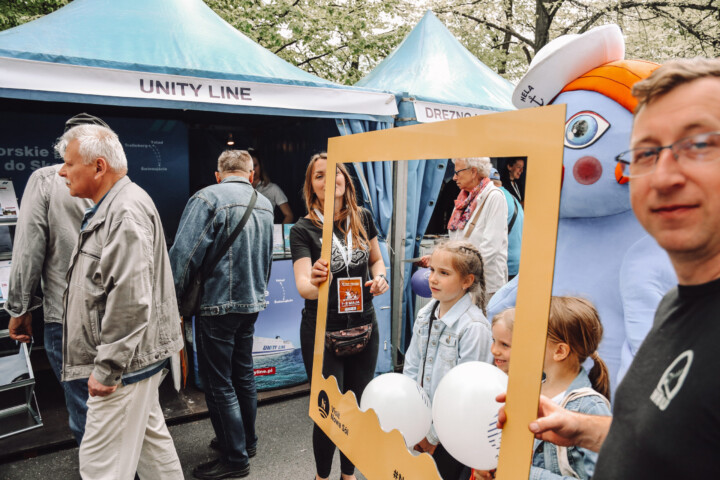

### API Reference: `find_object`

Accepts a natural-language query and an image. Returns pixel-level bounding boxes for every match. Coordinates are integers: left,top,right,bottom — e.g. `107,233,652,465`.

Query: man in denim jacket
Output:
57,123,183,478
170,150,273,480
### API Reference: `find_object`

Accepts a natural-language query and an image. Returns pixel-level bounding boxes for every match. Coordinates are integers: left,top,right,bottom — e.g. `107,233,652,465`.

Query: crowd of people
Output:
5,55,720,480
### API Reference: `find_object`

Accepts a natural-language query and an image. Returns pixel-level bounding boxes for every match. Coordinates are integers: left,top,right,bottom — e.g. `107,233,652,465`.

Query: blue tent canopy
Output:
350,11,515,353
0,0,397,121
356,10,514,114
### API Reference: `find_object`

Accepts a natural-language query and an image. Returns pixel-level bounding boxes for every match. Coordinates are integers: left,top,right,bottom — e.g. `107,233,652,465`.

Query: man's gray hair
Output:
218,150,253,173
453,157,492,178
54,124,128,173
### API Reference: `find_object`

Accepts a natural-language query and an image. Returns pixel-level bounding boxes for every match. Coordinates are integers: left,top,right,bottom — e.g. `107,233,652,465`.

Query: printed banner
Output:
414,100,496,123
0,57,398,116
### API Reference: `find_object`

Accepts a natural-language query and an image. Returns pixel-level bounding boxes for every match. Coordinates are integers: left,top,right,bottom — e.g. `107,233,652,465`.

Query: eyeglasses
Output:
453,166,471,177
615,131,720,178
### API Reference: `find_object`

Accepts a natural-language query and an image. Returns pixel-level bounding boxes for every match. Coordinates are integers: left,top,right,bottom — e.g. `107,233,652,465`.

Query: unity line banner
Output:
0,56,398,116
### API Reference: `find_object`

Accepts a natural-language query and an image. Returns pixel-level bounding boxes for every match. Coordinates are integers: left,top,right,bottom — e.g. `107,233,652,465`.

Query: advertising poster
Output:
0,113,189,238
253,258,306,390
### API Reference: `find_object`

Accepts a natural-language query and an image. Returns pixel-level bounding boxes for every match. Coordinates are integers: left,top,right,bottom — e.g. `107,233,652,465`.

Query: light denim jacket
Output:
4,165,91,323
530,368,611,480
403,293,493,444
169,176,274,316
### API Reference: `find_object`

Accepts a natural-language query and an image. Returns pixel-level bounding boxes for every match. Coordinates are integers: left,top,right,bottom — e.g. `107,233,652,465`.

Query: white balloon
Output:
432,362,508,470
360,373,433,448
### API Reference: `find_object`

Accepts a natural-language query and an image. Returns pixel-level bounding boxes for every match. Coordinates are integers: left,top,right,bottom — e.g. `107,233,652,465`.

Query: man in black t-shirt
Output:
497,58,720,477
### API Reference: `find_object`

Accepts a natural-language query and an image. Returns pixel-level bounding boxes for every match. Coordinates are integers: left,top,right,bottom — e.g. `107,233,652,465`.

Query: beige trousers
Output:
79,371,183,480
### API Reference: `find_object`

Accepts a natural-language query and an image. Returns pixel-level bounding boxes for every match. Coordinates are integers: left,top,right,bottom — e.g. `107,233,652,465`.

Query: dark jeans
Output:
197,312,259,466
300,308,379,478
44,322,88,445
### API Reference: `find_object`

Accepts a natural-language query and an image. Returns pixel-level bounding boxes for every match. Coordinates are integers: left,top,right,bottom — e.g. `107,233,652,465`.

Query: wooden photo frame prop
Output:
310,105,566,479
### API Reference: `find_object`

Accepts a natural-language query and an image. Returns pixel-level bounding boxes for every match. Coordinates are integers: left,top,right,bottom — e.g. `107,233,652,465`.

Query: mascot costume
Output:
488,25,676,390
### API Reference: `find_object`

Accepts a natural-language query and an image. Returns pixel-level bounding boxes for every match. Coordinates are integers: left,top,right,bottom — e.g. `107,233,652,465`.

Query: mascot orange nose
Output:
573,156,602,185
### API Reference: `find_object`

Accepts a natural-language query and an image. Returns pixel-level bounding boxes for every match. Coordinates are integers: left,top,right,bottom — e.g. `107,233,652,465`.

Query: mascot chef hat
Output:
512,24,660,113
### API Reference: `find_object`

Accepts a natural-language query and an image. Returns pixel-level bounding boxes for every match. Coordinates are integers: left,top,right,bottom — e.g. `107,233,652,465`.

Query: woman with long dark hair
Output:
289,153,388,480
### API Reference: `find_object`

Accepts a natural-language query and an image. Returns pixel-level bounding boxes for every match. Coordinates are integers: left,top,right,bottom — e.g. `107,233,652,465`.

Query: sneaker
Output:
209,437,256,458
192,459,249,480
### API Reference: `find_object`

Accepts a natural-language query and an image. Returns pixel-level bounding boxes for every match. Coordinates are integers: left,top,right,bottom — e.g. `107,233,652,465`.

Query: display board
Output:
310,105,565,479
0,113,189,237
253,259,307,390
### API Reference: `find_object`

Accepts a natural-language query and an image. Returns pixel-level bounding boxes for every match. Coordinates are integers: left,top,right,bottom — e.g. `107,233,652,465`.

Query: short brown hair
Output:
217,150,252,173
633,57,720,114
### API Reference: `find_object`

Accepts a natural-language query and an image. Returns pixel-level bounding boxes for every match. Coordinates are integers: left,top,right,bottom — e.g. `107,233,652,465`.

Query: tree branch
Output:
456,10,536,49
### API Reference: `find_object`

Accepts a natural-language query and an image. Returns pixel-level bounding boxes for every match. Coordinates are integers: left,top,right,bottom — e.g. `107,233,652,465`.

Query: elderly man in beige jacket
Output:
56,123,183,480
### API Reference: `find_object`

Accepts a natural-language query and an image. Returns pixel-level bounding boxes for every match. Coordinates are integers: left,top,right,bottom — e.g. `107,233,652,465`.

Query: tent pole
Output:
390,160,408,370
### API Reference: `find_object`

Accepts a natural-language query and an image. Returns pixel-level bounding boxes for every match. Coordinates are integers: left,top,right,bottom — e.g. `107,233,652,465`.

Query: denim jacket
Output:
530,368,611,480
403,293,493,444
170,176,274,316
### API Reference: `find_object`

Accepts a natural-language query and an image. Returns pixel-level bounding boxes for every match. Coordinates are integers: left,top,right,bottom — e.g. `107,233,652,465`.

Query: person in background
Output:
490,308,514,374
5,114,96,444
501,157,525,204
490,167,523,280
251,151,294,224
290,152,388,480
170,150,274,480
446,157,507,306
56,123,183,479
404,240,492,480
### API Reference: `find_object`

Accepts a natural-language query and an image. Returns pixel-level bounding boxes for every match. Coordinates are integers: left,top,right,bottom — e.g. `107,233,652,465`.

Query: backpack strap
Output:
508,196,520,234
464,188,502,239
555,388,610,478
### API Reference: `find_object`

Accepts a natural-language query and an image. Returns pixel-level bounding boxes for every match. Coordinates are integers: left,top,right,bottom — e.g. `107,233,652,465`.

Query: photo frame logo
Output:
318,390,330,419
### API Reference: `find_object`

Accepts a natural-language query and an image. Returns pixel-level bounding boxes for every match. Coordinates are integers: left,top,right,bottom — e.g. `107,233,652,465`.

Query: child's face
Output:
491,321,512,373
428,250,473,305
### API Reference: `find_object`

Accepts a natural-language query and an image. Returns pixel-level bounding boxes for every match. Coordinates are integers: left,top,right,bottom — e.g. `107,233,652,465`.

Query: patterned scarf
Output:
447,177,492,232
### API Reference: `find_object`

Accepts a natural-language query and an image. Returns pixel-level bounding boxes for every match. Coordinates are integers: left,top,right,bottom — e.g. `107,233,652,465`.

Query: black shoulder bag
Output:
178,190,257,317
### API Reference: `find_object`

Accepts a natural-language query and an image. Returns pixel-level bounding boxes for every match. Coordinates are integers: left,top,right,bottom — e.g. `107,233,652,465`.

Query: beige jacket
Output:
62,176,183,385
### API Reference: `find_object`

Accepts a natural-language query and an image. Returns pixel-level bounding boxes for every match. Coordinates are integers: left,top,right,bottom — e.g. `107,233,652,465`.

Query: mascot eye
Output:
564,111,610,149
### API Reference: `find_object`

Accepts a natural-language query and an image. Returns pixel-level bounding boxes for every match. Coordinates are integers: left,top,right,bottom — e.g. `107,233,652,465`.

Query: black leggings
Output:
300,308,379,478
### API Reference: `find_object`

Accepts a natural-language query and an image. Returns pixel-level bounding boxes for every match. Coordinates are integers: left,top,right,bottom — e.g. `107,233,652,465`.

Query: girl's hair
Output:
432,240,486,313
251,153,271,185
302,152,369,249
547,296,610,399
492,308,515,332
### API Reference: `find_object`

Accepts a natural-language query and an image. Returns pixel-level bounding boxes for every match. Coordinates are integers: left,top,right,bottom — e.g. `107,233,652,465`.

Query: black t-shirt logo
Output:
650,349,693,411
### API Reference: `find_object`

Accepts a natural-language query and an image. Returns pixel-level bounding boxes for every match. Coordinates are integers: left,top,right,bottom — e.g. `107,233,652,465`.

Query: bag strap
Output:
555,388,610,478
202,189,257,277
419,301,441,387
464,188,501,239
508,197,520,234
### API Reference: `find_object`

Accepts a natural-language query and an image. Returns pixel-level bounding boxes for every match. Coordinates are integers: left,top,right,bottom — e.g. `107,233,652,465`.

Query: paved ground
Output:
0,394,368,480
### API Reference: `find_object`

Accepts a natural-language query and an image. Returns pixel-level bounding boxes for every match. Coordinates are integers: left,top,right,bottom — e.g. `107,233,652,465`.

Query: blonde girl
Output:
404,240,493,480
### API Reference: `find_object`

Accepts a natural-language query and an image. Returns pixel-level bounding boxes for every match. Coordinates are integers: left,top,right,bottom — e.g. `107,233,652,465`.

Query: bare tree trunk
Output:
498,0,514,74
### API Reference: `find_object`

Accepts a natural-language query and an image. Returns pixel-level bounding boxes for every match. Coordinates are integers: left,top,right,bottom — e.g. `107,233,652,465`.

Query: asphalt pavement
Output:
0,394,368,480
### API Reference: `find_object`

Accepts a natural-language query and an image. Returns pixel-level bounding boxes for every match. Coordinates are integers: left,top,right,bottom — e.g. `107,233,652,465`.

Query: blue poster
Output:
253,258,307,391
0,113,189,237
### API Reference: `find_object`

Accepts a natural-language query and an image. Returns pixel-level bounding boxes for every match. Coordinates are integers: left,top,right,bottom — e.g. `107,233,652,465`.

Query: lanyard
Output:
314,209,352,275
511,180,522,200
